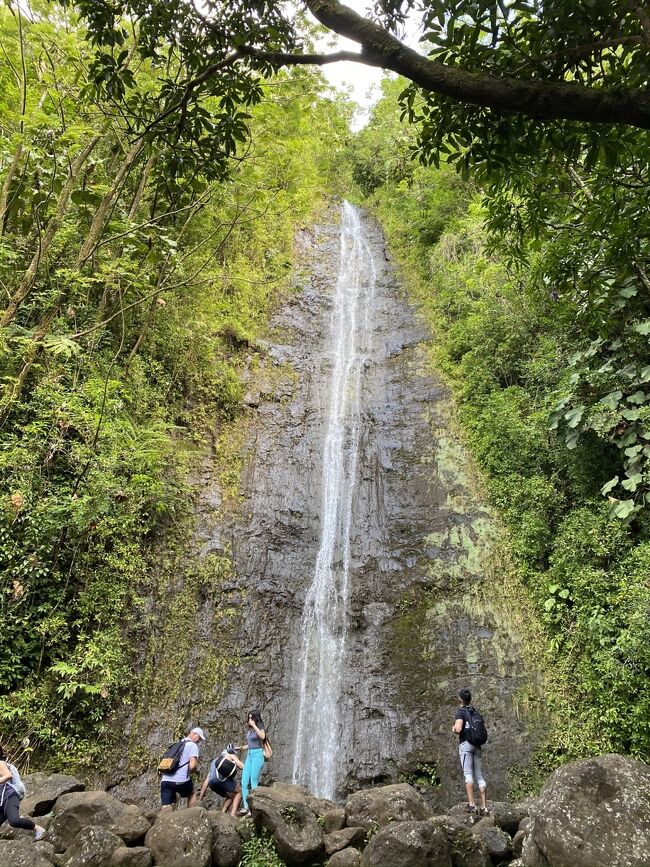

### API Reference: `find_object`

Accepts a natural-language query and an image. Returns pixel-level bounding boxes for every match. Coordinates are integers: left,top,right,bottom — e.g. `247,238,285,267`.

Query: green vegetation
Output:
348,77,650,768
0,1,348,765
240,832,286,867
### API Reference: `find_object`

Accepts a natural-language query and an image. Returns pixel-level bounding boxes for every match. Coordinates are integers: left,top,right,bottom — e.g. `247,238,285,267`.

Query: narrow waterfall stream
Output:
292,202,377,799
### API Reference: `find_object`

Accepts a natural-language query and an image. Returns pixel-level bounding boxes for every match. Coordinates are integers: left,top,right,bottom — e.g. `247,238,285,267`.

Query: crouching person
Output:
198,744,244,817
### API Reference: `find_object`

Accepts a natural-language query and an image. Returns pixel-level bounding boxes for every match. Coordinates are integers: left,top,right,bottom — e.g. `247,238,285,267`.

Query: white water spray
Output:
292,202,377,799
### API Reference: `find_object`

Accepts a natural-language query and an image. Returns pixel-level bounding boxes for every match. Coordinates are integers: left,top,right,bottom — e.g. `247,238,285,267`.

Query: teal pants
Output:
241,748,264,809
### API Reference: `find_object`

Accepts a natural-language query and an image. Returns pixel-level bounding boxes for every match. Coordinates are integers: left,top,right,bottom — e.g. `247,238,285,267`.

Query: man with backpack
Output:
197,743,244,817
453,688,488,816
159,727,206,809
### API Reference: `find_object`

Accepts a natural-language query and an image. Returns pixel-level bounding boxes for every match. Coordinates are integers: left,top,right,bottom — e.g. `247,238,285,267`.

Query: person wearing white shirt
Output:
160,727,206,809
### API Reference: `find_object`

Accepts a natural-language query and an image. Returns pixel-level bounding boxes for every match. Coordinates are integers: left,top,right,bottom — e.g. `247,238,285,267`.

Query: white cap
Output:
190,727,206,741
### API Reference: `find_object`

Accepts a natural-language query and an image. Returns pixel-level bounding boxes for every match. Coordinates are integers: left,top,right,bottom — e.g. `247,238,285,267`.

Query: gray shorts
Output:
459,741,486,789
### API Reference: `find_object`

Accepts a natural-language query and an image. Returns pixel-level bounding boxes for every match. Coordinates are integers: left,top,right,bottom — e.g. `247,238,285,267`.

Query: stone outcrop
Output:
324,827,366,856
523,754,650,867
430,816,490,867
0,839,54,867
249,791,323,865
327,849,361,867
345,784,431,832
5,755,650,867
360,820,451,867
22,773,85,817
251,783,345,832
48,791,150,852
111,847,153,867
206,813,242,867
144,808,212,867
63,826,123,867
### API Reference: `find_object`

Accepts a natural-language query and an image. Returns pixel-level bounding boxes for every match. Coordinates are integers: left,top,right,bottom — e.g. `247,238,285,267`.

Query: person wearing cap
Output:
160,726,206,809
197,743,244,817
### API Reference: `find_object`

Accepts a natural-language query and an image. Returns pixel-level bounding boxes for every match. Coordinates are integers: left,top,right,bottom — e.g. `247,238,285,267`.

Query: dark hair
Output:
458,688,472,705
247,709,265,731
0,746,6,762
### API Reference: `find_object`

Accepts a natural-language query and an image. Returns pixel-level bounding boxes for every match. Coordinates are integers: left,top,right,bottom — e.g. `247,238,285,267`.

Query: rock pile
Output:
0,754,649,867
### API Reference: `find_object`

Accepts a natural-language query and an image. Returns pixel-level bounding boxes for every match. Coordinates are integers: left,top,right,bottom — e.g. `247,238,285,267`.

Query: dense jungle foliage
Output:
0,0,348,765
348,77,650,767
2,0,650,784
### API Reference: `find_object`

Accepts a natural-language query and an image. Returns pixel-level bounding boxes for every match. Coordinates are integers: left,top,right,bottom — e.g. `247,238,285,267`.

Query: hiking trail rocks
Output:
2,754,650,866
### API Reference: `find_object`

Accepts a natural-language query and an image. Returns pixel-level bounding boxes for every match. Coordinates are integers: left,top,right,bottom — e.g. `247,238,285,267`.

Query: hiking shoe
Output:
34,827,46,841
479,807,490,817
464,804,478,814
237,808,249,816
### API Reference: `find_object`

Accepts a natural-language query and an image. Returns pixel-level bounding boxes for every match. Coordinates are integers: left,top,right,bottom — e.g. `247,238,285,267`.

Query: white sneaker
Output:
34,826,46,841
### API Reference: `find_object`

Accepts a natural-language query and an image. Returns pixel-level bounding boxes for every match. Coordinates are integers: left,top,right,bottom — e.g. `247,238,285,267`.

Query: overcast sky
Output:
307,0,420,127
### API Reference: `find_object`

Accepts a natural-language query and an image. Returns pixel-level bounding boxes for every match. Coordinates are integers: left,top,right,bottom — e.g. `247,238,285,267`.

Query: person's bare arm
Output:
198,773,210,801
189,756,198,773
0,762,11,785
250,721,266,740
453,718,464,734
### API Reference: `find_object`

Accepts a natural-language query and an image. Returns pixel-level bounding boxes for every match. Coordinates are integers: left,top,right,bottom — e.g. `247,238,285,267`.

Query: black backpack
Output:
463,706,488,747
213,754,237,782
157,739,188,775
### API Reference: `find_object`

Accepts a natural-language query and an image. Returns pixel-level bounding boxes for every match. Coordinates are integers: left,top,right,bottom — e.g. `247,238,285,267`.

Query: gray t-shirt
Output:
246,728,263,750
161,739,199,784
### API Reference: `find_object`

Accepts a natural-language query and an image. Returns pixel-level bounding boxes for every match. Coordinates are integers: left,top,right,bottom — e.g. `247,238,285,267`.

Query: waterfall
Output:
292,201,377,799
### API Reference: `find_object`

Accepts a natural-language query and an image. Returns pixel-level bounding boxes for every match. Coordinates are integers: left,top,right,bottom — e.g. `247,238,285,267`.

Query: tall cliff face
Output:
111,204,540,808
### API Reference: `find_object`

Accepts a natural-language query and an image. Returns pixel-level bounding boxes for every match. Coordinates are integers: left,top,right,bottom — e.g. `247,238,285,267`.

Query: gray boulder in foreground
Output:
48,791,150,853
62,826,122,867
0,839,54,867
22,773,85,817
144,807,212,867
523,753,650,867
360,820,451,867
346,783,432,832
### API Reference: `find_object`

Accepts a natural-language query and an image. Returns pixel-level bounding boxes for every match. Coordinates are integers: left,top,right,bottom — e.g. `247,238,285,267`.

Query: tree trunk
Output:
0,134,102,328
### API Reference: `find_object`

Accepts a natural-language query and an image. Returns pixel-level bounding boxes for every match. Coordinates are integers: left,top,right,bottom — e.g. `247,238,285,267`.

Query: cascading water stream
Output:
291,201,377,799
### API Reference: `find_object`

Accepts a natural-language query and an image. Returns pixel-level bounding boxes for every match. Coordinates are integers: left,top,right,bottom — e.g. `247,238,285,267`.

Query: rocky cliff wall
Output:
108,204,541,808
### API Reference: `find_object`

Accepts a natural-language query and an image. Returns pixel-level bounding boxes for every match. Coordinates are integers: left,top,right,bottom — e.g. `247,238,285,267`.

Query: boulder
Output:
63,826,122,867
360,820,451,867
430,816,490,867
250,794,323,865
473,825,512,862
48,792,150,853
110,848,152,867
144,808,212,867
251,783,345,832
0,839,53,867
447,805,481,828
490,802,528,836
524,754,650,867
327,848,362,867
346,784,432,832
206,813,242,867
0,827,35,842
324,827,367,856
513,829,528,857
22,774,85,817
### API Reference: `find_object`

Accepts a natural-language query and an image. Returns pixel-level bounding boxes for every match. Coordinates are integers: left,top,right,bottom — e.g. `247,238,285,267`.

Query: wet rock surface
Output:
110,203,537,805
